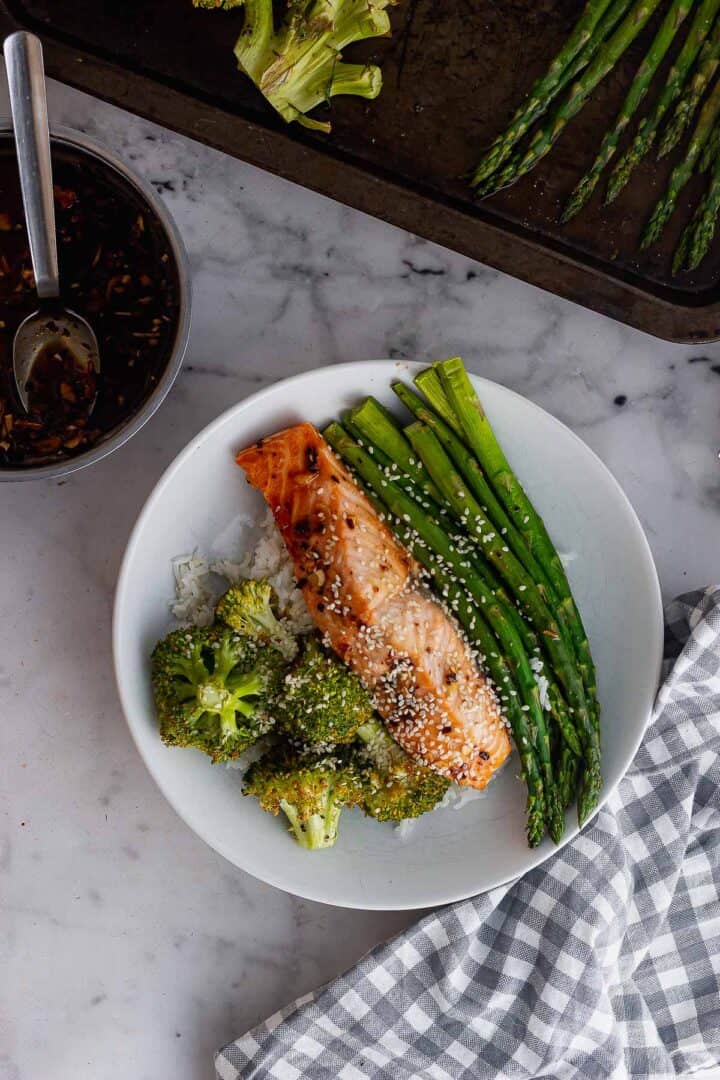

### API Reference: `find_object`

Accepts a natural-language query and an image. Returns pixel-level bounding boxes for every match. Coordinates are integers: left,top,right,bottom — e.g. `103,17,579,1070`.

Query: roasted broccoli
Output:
244,747,362,849
276,636,375,748
193,0,393,132
356,718,450,821
192,0,242,8
151,625,285,763
216,579,296,659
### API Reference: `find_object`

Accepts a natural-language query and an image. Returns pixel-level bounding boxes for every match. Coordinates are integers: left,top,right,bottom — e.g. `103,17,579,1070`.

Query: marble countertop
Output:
2,71,719,1080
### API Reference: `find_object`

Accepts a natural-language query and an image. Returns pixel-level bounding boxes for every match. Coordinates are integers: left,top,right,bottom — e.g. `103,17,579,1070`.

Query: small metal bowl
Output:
0,123,191,482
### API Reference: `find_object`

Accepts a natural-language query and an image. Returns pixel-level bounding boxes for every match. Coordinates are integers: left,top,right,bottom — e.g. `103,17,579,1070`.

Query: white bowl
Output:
113,361,663,910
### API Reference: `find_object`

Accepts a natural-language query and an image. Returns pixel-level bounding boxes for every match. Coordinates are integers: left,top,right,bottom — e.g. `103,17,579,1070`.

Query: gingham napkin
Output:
216,588,720,1080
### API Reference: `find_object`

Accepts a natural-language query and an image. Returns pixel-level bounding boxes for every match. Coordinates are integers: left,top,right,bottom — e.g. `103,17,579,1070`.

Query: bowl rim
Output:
0,122,192,482
113,360,665,909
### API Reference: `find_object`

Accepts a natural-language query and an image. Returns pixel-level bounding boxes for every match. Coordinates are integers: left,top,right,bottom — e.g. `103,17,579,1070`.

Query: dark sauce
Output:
0,141,180,468
26,341,98,438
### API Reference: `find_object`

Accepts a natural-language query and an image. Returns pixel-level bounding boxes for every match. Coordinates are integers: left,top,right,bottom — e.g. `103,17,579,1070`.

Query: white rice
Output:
529,656,551,711
170,552,216,627
170,508,314,637
224,741,267,775
437,783,491,811
536,674,551,711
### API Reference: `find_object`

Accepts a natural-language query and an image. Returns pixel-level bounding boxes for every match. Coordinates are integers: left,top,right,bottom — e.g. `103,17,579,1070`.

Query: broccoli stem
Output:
198,670,265,734
279,799,342,849
226,671,266,696
220,706,241,740
320,63,382,101
233,0,391,132
233,0,274,83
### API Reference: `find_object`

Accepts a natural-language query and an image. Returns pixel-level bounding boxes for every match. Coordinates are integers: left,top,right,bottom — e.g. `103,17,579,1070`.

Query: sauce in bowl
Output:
0,140,181,468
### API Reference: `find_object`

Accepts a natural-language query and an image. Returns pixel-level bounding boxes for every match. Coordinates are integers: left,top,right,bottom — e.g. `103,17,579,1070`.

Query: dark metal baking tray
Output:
2,0,720,342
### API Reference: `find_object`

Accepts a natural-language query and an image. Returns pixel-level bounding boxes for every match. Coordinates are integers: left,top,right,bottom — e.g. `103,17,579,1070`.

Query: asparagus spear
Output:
459,536,583,776
343,414,436,504
350,387,585,786
392,382,557,595
414,367,461,432
545,0,637,110
485,585,582,764
324,421,550,846
561,0,695,223
554,0,638,92
606,0,720,203
351,392,584,764
699,118,720,167
402,420,573,688
433,358,599,731
471,0,617,188
672,215,693,270
674,146,720,267
556,743,580,808
476,0,666,198
346,398,444,505
403,421,601,824
409,368,584,674
642,76,720,247
658,24,720,158
353,392,583,766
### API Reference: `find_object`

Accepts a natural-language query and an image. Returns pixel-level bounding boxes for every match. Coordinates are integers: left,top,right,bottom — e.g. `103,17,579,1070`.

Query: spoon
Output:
4,31,100,413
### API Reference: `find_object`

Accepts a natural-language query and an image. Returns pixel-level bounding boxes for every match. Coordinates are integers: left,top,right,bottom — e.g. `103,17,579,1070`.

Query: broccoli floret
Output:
151,625,285,763
216,579,297,659
195,0,393,132
192,0,242,9
244,747,362,849
276,636,375,749
356,718,450,822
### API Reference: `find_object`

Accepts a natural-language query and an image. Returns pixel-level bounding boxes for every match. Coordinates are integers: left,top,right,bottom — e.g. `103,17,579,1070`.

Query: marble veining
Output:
1,70,719,1080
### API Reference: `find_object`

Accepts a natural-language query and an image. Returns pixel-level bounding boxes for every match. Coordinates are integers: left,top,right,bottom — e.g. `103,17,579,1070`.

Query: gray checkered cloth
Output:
216,588,720,1080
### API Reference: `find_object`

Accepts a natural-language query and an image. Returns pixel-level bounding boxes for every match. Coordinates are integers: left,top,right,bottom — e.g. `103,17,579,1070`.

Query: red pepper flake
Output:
53,185,78,210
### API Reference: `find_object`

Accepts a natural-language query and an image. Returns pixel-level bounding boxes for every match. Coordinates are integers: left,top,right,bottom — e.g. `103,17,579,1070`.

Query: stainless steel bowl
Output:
0,123,191,482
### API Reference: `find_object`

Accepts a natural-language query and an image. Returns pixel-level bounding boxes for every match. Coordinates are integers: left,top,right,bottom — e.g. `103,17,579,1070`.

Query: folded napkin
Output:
216,588,720,1080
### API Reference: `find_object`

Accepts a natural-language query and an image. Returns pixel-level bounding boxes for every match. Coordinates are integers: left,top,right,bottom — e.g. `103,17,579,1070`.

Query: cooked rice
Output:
170,508,313,636
529,656,551,711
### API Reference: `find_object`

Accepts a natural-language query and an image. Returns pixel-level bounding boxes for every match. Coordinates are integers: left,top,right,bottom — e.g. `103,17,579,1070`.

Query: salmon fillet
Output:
236,422,511,788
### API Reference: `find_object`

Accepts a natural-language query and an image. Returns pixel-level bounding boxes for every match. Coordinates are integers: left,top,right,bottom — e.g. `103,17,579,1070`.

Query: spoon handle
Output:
4,31,59,300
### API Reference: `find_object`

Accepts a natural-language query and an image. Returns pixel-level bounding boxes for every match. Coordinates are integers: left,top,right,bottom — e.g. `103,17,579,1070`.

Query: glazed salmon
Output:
236,422,511,788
